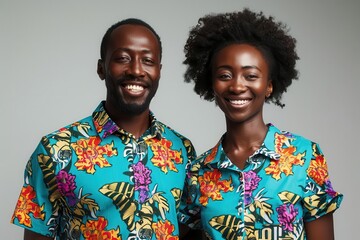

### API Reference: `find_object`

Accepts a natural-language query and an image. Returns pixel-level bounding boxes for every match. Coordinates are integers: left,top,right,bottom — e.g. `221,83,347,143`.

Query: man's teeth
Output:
229,99,249,105
126,85,144,92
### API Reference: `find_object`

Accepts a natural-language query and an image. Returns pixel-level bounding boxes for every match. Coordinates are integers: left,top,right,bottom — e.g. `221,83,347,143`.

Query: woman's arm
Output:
304,213,334,240
24,229,54,240
179,224,204,240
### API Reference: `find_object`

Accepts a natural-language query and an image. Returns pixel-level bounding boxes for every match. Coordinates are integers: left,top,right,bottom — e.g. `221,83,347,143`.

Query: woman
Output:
179,9,343,240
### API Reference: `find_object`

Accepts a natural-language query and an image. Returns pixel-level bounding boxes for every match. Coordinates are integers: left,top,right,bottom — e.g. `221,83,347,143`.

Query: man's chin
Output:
122,103,149,116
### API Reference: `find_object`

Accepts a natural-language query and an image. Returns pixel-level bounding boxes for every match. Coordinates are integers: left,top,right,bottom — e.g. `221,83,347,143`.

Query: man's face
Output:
98,24,161,116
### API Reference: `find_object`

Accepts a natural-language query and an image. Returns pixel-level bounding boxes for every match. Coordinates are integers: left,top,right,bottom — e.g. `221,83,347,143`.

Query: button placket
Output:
237,171,245,216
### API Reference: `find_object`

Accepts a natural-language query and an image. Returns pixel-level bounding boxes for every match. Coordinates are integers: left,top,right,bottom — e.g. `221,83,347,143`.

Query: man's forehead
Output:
108,24,160,51
111,24,156,40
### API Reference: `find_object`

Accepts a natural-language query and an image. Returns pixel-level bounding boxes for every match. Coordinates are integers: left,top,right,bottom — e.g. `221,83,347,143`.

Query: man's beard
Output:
121,100,151,115
106,74,159,116
118,87,157,116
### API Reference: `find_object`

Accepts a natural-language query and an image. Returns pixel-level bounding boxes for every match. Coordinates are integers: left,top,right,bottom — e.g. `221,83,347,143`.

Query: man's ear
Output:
97,59,105,80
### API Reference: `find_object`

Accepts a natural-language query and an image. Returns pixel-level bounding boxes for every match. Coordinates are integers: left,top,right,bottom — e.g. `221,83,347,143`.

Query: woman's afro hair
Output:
183,8,299,107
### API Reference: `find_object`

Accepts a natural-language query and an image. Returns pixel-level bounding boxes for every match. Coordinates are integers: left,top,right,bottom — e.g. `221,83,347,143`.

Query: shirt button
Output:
237,206,244,215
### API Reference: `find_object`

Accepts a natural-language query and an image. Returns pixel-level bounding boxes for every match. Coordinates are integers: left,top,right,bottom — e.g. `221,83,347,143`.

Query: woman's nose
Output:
229,77,246,93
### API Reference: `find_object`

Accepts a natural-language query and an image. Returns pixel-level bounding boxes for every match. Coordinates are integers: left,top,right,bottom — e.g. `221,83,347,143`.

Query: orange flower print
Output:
198,169,233,206
307,154,328,186
203,144,219,165
80,217,120,240
72,136,117,174
147,138,183,173
152,220,179,240
93,110,110,133
11,185,45,227
265,133,305,180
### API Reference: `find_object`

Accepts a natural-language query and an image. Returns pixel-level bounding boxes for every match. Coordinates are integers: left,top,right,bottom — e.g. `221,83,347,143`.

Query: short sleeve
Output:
302,143,343,222
11,138,58,237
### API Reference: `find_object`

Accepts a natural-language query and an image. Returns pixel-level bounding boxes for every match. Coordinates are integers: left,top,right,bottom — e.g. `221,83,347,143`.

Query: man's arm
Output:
304,213,334,240
24,229,54,240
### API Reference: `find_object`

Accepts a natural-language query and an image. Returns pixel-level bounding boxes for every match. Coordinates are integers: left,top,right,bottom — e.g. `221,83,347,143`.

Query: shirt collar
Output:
92,101,163,140
253,123,282,160
202,123,282,166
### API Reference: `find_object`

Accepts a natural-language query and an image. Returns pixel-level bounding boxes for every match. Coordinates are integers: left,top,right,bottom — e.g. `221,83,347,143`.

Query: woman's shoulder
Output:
268,124,319,150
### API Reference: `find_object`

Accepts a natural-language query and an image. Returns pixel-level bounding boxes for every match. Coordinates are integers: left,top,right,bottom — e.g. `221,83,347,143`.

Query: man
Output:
11,18,196,240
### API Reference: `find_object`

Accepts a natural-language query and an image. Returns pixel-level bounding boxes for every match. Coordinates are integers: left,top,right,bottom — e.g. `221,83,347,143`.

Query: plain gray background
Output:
1,0,359,238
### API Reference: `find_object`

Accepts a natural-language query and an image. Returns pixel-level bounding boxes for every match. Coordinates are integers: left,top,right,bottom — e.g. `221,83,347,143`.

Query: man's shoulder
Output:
155,120,196,158
156,120,191,141
42,115,94,140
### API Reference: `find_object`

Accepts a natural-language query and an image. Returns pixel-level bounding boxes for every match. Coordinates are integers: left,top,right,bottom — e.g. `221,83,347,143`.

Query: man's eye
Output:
115,56,130,62
143,58,155,65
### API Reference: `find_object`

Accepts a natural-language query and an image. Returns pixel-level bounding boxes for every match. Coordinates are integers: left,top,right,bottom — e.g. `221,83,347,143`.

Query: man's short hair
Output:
100,18,162,60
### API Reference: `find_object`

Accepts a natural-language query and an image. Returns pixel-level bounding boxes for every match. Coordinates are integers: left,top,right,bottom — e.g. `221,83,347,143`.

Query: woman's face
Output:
211,43,273,124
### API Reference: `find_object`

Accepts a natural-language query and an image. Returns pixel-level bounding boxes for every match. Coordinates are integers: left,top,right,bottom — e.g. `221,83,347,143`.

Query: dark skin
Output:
212,44,272,170
180,225,204,239
222,120,268,170
97,24,161,139
23,24,162,240
210,43,334,239
24,230,53,240
305,213,335,240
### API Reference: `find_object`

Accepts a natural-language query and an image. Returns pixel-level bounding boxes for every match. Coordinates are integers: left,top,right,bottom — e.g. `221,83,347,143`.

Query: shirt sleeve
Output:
11,138,58,237
302,143,343,222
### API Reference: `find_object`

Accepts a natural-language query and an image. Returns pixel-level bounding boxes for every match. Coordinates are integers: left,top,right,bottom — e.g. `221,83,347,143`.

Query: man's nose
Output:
128,59,145,77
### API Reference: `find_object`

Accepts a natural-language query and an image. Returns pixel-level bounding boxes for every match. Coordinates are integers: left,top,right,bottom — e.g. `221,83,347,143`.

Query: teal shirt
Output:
179,124,343,240
12,102,196,239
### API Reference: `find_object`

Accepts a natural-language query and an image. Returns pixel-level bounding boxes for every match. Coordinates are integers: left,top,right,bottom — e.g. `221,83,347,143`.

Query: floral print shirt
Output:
179,124,343,240
11,102,196,240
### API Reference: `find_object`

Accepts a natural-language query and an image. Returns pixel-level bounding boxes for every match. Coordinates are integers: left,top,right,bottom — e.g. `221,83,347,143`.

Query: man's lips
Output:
119,80,148,97
124,84,144,93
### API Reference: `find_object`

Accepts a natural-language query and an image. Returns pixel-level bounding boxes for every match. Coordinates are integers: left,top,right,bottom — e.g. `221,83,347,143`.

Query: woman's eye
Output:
246,74,258,80
217,73,231,80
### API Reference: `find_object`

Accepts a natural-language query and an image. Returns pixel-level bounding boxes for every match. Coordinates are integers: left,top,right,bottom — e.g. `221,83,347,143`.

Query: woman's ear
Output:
266,80,273,98
97,59,105,80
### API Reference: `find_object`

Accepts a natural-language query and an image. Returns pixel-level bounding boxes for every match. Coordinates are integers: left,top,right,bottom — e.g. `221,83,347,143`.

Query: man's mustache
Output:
117,75,145,83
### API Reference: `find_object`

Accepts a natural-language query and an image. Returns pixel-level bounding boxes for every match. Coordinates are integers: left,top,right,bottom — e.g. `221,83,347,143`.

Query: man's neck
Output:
115,110,151,139
104,102,151,139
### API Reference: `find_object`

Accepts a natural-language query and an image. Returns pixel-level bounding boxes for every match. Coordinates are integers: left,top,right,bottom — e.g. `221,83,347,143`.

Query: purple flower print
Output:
132,161,152,203
138,189,149,204
56,170,77,206
325,180,337,197
243,171,261,205
102,121,118,138
277,203,299,232
244,171,261,191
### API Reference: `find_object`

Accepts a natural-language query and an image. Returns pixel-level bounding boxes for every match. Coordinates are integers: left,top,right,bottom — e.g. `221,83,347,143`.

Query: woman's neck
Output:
225,118,268,148
222,118,268,169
